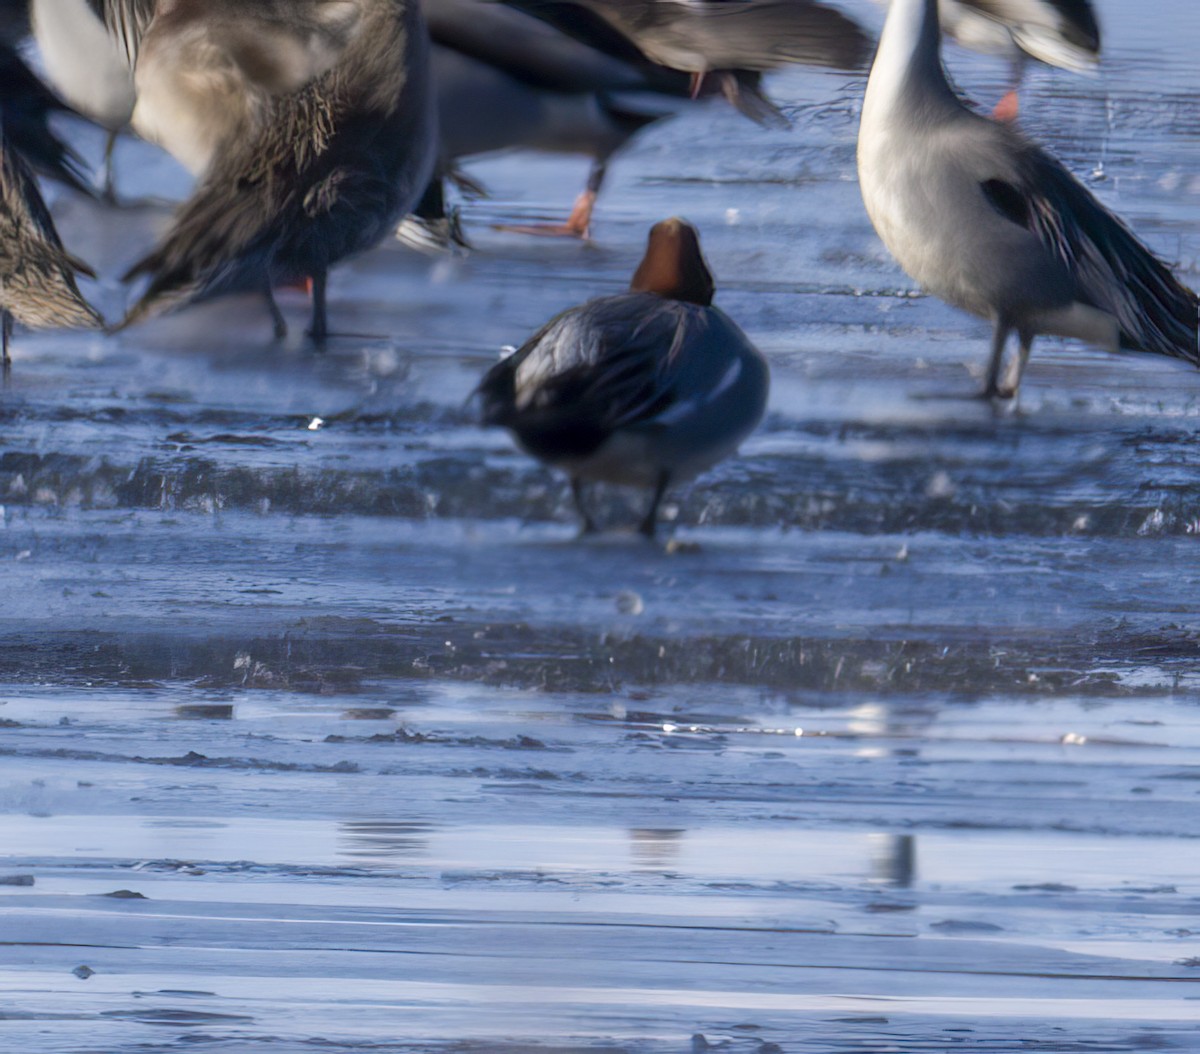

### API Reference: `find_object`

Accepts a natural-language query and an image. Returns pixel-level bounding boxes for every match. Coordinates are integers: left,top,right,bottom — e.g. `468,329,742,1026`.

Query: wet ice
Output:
3,1,1200,1052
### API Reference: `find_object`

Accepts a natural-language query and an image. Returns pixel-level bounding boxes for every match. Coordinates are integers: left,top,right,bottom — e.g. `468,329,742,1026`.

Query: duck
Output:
943,0,1099,119
0,126,104,369
478,217,769,537
857,0,1197,400
415,0,683,242
31,0,139,200
413,0,868,241
118,0,437,341
515,0,871,125
874,0,1101,120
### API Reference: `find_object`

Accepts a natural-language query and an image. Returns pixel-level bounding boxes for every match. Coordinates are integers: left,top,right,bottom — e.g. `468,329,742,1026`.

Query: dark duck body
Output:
415,0,679,241
120,0,436,340
479,218,769,537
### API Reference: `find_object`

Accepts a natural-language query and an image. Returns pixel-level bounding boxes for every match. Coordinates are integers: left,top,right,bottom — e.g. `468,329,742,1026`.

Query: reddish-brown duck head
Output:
629,217,714,306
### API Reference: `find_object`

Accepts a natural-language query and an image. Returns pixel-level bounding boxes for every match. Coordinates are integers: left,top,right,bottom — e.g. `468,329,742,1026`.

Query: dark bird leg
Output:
571,477,598,536
1,311,11,376
101,130,120,204
307,268,329,344
496,160,605,240
395,177,470,255
981,321,1013,399
263,279,287,340
638,471,672,540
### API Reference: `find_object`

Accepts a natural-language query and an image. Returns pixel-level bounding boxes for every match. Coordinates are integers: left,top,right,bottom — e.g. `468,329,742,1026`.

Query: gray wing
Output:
980,135,1197,363
579,0,871,72
427,0,651,93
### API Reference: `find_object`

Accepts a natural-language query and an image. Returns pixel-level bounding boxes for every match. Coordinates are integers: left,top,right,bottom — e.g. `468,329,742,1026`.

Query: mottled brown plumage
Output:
121,0,435,340
0,129,102,365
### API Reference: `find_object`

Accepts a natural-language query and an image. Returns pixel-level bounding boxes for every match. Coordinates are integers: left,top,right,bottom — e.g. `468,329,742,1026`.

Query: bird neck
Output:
864,0,956,121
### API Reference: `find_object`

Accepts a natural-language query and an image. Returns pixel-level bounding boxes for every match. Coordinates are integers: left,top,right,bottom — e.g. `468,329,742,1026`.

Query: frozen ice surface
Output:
2,2,1200,1051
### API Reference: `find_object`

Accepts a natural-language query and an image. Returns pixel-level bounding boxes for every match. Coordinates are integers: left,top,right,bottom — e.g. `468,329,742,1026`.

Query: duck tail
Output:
1109,237,1200,366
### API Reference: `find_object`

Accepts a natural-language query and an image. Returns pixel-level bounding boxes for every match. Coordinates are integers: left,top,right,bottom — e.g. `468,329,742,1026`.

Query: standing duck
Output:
479,218,769,538
418,0,683,242
119,0,436,341
31,0,139,200
0,126,103,368
857,0,1197,399
416,0,868,240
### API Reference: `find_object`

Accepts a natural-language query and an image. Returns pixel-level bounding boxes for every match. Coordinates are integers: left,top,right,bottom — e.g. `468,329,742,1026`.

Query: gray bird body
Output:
428,0,663,164
479,218,768,535
858,0,1196,397
121,0,436,338
0,131,102,363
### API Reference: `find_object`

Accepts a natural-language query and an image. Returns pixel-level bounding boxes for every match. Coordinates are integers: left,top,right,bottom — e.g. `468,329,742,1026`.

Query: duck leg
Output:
571,477,598,536
101,130,120,204
496,161,605,240
981,320,1013,398
263,279,287,340
395,176,470,255
993,57,1026,123
997,328,1036,399
638,471,672,539
307,268,329,344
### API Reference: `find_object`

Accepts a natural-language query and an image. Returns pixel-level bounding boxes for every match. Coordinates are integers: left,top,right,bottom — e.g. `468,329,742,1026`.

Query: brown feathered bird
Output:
0,125,103,367
119,0,436,340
